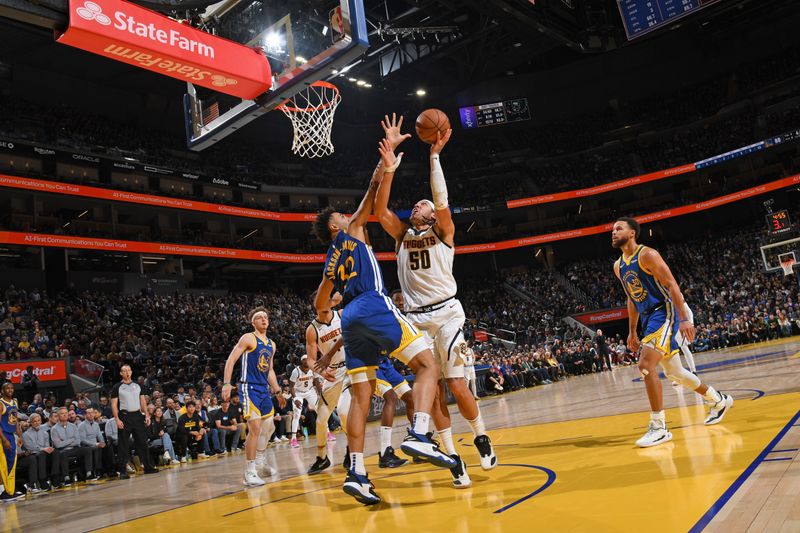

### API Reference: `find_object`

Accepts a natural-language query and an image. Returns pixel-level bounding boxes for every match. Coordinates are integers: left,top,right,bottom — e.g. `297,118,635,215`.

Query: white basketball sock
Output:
438,427,457,455
412,412,431,435
650,410,666,428
467,413,486,438
379,426,392,455
704,386,722,403
351,452,366,475
246,460,257,473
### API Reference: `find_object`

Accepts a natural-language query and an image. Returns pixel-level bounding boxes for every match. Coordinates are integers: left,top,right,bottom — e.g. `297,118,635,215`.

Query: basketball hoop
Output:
278,81,341,158
779,252,796,276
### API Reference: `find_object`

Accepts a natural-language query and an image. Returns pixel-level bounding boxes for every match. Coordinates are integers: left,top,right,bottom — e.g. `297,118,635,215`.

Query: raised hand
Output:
431,128,452,155
379,138,403,171
382,113,412,150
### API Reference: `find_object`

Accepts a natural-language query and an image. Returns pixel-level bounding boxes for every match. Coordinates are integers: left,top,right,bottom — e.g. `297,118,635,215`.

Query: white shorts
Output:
406,298,467,379
293,389,319,411
318,379,344,417
464,365,476,382
322,365,347,393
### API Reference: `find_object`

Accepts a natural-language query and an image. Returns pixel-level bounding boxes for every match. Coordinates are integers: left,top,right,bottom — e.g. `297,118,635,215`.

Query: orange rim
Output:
277,80,341,113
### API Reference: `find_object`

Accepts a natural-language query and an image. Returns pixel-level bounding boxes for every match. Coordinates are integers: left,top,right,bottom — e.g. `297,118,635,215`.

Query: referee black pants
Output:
118,411,154,473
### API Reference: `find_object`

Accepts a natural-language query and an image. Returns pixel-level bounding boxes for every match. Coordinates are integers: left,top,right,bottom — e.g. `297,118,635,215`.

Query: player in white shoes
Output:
289,355,318,448
612,218,733,448
305,291,348,474
222,307,286,486
373,120,496,487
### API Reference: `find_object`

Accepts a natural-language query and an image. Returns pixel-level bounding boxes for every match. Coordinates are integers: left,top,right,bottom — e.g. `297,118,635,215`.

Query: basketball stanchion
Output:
278,81,341,158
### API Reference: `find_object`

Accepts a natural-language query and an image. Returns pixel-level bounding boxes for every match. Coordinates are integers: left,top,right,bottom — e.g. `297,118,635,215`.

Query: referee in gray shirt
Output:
111,364,158,478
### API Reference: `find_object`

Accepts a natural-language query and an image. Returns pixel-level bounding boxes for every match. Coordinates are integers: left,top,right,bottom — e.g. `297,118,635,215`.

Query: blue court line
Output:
688,408,800,532
493,464,557,514
724,389,766,400
767,448,798,453
632,351,789,382
762,457,793,462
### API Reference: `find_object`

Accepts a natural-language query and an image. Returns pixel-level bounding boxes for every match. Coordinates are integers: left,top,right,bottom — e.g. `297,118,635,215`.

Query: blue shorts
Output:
640,303,680,358
239,383,274,420
341,291,425,373
377,356,407,386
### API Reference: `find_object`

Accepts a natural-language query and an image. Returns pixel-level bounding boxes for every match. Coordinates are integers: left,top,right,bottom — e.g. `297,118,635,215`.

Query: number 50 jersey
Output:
325,231,387,305
397,226,456,312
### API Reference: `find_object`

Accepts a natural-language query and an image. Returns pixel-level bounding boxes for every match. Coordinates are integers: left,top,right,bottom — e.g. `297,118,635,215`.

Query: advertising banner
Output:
56,0,271,99
572,308,628,326
0,360,68,384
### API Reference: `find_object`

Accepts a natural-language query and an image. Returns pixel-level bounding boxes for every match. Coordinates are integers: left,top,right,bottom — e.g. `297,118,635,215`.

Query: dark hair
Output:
616,217,641,239
312,206,336,245
247,306,269,323
390,289,402,297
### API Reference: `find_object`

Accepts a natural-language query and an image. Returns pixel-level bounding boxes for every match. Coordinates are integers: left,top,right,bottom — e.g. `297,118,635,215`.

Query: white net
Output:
278,81,341,158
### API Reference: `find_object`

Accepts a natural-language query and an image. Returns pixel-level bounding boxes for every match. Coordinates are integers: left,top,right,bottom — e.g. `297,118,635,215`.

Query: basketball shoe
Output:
449,454,471,489
474,435,497,470
343,471,381,505
378,446,407,468
704,393,734,425
308,456,331,475
400,429,457,468
636,420,673,448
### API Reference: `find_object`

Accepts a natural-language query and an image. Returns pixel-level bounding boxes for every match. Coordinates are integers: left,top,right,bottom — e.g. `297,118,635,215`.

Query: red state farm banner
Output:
0,360,68,384
56,0,271,99
473,330,489,342
572,308,628,326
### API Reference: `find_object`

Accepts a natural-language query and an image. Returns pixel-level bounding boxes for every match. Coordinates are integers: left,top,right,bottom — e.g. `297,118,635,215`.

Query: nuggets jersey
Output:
325,231,386,305
397,226,457,311
310,310,345,367
616,244,670,314
290,367,315,393
241,333,275,386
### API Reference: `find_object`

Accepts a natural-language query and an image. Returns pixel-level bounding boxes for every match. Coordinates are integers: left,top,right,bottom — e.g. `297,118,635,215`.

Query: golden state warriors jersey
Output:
241,334,275,386
0,398,17,435
324,231,386,305
616,245,670,314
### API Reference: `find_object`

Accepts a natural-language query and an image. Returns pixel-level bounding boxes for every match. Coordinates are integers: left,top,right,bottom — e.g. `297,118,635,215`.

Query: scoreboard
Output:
459,98,531,130
617,0,723,40
766,210,792,235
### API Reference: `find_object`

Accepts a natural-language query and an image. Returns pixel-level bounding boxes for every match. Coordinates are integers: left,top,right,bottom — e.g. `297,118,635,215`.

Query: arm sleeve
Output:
429,154,449,210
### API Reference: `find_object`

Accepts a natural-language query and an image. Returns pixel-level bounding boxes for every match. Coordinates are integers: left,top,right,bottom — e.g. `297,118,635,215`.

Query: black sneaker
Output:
474,435,498,470
39,480,51,492
412,456,426,464
342,446,351,471
0,491,24,502
62,476,73,487
308,456,331,475
143,468,159,475
118,473,130,480
399,430,457,469
449,454,471,489
342,471,381,505
378,446,408,468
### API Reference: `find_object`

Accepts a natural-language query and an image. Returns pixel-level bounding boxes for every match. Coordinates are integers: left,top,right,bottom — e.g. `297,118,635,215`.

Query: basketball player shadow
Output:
515,435,631,451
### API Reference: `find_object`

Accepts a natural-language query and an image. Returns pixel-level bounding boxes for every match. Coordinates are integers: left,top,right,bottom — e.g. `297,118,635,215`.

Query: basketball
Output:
415,108,451,144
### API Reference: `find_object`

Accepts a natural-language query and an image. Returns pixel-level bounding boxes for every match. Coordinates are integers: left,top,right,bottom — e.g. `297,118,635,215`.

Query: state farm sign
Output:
56,0,272,99
0,360,68,384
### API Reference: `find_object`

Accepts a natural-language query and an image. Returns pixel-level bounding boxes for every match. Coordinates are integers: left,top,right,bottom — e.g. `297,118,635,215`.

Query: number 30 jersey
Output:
397,226,457,312
325,231,386,305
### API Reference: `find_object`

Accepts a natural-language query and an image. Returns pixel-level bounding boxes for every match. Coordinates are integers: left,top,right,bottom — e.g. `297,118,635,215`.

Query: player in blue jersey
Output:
612,217,733,447
222,306,286,486
311,114,456,505
1,382,24,502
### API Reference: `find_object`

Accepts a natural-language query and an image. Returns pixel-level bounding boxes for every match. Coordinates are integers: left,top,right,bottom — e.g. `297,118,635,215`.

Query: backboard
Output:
184,0,368,151
760,236,799,273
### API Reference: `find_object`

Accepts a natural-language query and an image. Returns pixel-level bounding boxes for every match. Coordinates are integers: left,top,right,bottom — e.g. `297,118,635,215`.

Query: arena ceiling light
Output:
416,88,426,96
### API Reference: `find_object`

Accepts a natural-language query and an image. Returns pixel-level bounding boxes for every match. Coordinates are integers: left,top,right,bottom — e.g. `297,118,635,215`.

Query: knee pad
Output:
660,356,701,390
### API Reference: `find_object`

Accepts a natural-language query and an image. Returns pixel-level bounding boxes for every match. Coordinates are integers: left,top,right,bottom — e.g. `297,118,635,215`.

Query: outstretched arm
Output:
374,114,412,242
429,129,455,244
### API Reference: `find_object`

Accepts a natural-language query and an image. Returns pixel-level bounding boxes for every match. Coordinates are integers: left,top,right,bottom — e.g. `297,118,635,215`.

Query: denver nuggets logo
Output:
623,271,648,303
257,349,270,372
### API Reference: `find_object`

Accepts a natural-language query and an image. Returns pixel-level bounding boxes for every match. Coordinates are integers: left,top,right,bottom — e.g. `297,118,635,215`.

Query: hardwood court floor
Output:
3,337,799,533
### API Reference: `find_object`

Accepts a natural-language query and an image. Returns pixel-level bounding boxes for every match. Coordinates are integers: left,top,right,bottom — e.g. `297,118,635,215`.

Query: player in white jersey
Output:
374,120,497,488
462,342,479,399
306,291,348,474
289,355,318,448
